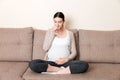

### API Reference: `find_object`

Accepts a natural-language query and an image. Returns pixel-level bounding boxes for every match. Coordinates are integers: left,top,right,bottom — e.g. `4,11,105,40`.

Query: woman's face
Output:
53,17,64,30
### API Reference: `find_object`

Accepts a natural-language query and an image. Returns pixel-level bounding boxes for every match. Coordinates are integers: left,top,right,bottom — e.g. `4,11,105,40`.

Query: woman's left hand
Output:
55,58,69,65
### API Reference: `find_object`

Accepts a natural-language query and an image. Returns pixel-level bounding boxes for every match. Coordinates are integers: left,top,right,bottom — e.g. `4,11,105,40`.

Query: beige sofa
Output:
0,27,120,80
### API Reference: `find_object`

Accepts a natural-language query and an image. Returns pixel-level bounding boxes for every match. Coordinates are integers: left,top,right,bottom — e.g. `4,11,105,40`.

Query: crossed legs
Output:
29,59,89,74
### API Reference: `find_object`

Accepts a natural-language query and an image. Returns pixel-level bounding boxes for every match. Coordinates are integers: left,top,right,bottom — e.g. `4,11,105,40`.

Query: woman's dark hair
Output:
53,12,65,21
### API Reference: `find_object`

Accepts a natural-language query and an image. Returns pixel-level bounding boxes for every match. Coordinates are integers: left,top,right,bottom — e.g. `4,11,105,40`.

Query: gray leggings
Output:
29,59,89,74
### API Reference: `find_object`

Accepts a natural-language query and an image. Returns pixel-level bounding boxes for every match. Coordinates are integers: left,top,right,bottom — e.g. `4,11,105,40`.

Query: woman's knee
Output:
29,59,48,73
29,60,37,71
29,59,43,68
75,60,89,72
69,61,89,74
29,59,42,72
82,62,89,73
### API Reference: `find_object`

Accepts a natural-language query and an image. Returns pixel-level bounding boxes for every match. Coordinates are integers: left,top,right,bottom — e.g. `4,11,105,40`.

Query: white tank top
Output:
47,31,70,62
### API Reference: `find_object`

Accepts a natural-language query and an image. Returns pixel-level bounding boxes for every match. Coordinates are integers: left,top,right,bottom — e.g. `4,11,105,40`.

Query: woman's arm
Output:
43,29,55,52
43,29,55,60
68,31,77,61
43,30,50,52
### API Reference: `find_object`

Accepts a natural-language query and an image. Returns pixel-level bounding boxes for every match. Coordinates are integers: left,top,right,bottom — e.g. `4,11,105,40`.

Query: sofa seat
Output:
0,62,28,80
23,63,120,80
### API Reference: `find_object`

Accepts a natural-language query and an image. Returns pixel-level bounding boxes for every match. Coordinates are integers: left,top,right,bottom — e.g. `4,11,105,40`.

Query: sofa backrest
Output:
0,27,33,61
79,29,120,63
33,29,79,60
32,29,46,60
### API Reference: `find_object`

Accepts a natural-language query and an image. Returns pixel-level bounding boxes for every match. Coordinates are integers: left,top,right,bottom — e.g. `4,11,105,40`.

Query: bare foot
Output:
56,66,71,74
47,64,61,72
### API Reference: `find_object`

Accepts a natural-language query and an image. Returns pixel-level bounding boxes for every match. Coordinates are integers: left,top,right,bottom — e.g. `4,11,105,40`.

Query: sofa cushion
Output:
23,63,120,80
33,29,46,60
33,29,79,60
0,62,28,80
79,29,120,63
0,27,33,61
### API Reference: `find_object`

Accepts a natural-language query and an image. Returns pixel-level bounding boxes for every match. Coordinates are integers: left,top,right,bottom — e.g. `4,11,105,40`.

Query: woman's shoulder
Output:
67,30,74,35
45,28,55,38
46,28,54,33
47,28,52,32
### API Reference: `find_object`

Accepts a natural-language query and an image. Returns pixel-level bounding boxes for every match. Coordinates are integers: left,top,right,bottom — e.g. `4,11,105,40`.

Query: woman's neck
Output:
55,28,67,38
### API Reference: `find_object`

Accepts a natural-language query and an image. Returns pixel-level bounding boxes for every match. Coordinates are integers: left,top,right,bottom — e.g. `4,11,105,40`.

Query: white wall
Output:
0,0,120,30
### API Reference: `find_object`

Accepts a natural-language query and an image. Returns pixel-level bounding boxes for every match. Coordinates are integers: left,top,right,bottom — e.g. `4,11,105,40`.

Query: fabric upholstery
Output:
0,62,28,80
79,29,120,63
0,27,33,61
0,28,119,80
23,63,120,80
32,29,46,60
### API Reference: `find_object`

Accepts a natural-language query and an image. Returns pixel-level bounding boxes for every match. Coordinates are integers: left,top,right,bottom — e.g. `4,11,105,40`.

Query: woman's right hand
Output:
53,26,59,35
55,58,69,65
53,26,57,31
